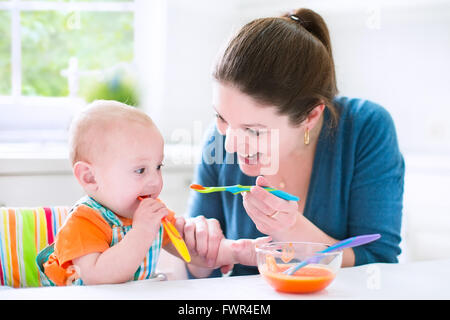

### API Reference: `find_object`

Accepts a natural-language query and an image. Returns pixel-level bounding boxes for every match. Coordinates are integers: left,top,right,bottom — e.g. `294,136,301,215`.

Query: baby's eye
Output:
135,168,146,174
157,163,164,171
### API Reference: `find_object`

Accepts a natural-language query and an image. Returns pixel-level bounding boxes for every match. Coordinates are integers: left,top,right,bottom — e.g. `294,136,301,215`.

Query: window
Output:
0,10,11,96
0,0,138,143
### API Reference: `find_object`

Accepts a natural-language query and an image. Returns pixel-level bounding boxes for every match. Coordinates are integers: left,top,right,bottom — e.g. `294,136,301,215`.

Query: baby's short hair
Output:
69,100,154,165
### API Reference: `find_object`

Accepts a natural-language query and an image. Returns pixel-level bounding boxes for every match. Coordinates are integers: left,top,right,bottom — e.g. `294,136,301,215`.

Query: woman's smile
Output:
238,152,261,165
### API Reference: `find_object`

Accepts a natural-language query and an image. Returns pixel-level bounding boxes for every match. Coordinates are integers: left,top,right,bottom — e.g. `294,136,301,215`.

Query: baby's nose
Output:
145,172,162,189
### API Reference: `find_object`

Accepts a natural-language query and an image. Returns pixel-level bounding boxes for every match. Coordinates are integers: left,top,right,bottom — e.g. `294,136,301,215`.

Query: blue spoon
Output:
284,234,381,275
190,184,299,201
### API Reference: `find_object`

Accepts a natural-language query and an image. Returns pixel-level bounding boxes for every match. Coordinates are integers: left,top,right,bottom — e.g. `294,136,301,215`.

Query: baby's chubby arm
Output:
182,236,271,270
72,198,168,285
215,236,272,268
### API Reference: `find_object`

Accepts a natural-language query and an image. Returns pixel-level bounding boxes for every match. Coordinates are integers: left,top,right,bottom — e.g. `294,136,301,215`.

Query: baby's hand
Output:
230,236,272,266
132,198,168,242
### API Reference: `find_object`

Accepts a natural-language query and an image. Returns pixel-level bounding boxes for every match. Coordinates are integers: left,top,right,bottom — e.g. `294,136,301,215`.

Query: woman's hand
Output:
174,215,233,274
242,176,300,238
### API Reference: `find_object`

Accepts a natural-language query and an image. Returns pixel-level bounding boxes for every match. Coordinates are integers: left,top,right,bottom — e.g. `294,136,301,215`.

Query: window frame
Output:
0,0,164,143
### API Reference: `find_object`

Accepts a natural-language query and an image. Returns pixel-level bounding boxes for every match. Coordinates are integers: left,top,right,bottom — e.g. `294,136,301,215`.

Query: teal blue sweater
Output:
187,96,405,277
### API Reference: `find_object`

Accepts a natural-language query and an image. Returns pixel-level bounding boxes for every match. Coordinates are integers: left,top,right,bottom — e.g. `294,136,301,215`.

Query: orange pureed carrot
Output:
260,263,335,293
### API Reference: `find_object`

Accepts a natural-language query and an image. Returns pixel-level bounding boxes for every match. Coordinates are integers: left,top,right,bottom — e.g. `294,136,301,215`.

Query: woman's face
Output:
212,82,304,176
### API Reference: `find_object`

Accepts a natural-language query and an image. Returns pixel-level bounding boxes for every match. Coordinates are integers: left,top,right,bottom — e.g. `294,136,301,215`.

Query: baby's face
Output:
90,121,164,218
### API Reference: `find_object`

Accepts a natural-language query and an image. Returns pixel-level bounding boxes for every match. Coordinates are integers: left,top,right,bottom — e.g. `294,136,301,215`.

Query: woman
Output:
180,8,404,278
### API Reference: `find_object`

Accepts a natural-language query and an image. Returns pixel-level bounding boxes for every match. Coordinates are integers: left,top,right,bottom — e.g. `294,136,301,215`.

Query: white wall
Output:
148,0,450,155
141,0,237,145
325,1,450,155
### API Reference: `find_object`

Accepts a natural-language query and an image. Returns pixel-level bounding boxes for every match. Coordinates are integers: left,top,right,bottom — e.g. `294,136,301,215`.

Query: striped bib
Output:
37,196,163,286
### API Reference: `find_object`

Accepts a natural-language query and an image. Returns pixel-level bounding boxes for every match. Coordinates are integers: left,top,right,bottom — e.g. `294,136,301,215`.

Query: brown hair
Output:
213,8,339,127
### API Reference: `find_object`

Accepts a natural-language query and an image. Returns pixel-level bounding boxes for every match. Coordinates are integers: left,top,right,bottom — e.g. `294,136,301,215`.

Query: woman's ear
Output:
304,104,325,129
73,161,98,192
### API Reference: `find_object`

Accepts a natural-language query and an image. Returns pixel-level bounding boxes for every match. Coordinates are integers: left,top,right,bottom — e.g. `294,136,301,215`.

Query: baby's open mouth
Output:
137,195,151,200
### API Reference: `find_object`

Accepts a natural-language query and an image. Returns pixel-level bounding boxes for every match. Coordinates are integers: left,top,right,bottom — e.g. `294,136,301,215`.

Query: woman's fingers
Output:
243,188,298,235
255,175,270,187
205,218,224,267
243,192,270,220
242,193,277,234
253,176,284,211
182,216,225,267
243,189,275,215
183,218,197,255
174,216,185,238
250,185,292,212
193,216,209,257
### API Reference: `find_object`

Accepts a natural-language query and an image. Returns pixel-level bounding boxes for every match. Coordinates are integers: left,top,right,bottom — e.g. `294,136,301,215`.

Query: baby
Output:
36,100,267,286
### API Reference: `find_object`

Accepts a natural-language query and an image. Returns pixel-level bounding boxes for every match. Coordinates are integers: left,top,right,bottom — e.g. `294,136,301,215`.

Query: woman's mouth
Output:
238,153,261,165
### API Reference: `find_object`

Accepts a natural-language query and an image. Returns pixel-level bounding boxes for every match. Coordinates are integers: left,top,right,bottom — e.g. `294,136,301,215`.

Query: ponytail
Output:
284,9,334,65
283,9,337,96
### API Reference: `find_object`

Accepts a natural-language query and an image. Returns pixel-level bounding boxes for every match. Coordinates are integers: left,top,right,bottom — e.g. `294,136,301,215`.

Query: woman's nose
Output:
225,127,255,155
224,127,238,154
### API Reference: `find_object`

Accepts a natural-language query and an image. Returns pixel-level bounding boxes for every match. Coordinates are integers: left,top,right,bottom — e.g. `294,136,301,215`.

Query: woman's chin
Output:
237,155,278,177
238,163,261,176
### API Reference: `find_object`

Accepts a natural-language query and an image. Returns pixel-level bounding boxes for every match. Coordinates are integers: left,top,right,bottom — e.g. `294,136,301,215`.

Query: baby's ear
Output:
73,161,98,192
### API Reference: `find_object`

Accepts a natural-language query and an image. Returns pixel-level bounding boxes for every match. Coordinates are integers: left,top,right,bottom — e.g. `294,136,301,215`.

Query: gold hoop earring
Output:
304,127,310,145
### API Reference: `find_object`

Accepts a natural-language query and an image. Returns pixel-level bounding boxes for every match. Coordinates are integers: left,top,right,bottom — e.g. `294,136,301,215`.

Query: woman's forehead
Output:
213,82,289,128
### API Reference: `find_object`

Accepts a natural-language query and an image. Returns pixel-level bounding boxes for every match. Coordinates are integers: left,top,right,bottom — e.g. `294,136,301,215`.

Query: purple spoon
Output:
284,234,381,275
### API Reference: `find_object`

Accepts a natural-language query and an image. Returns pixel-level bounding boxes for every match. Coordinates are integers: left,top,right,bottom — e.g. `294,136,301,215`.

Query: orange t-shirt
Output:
43,202,176,286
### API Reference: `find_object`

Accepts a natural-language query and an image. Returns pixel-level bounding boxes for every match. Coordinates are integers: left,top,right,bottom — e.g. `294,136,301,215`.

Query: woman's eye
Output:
215,113,226,123
135,168,146,174
246,128,260,137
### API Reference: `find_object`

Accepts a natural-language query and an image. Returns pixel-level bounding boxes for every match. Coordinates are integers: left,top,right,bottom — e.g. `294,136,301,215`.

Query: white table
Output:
1,259,449,300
